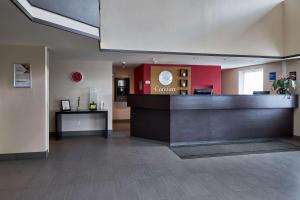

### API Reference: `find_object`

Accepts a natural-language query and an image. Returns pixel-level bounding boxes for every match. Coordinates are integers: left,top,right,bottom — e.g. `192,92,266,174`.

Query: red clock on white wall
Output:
71,72,83,82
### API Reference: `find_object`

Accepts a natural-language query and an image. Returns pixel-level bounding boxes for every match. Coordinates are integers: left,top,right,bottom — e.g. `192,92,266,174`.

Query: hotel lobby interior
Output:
2,0,300,199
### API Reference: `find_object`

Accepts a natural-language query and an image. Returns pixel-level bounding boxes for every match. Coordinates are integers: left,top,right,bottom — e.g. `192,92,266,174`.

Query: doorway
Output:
112,65,135,136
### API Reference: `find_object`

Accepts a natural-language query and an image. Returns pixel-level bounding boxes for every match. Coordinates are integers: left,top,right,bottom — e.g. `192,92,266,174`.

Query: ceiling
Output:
0,1,283,69
100,0,284,57
28,0,99,27
103,51,282,69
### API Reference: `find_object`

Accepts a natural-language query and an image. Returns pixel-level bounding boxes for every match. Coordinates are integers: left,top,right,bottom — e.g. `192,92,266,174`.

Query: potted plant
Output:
272,75,297,95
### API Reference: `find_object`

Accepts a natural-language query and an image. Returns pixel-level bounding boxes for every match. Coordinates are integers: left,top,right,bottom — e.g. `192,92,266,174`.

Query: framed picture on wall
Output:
61,100,71,111
269,72,276,81
13,64,32,88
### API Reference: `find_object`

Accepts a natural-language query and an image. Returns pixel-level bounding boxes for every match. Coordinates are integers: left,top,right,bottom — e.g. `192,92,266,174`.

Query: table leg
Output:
56,113,62,140
104,111,108,138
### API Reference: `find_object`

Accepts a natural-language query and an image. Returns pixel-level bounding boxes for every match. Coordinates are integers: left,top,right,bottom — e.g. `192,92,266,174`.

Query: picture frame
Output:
61,99,71,111
269,72,276,81
13,64,32,88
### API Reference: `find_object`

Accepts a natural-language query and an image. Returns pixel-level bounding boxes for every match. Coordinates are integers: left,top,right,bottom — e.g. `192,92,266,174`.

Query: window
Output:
239,69,263,95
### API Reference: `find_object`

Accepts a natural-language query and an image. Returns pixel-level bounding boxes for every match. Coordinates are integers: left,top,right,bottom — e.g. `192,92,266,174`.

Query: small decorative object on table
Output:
272,75,297,95
61,99,71,111
89,88,98,110
89,102,97,110
77,97,81,111
100,100,105,110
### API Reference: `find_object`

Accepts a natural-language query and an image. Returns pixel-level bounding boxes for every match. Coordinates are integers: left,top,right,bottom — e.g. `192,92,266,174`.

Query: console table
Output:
55,110,108,140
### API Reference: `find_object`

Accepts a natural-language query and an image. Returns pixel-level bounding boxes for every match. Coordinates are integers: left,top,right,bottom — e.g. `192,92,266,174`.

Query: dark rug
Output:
170,140,300,159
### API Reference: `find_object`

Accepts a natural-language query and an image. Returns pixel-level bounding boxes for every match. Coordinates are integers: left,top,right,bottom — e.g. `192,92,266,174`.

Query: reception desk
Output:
128,95,298,146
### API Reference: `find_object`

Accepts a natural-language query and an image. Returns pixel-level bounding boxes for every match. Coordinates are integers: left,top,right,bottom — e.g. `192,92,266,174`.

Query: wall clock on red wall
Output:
71,72,83,82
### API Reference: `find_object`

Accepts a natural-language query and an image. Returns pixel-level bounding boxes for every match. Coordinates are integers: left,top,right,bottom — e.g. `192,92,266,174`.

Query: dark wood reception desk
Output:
128,95,298,146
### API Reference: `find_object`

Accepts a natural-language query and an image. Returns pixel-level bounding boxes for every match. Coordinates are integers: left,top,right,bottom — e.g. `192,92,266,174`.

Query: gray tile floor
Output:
1,136,300,200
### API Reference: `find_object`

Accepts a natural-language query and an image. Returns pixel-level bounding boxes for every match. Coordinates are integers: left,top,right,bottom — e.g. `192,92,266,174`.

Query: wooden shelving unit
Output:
179,68,190,95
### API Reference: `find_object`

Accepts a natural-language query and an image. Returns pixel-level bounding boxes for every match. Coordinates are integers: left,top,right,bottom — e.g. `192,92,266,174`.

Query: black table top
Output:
56,110,108,114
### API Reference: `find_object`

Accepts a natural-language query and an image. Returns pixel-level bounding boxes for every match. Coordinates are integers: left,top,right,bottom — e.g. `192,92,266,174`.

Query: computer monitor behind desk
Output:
253,91,270,95
194,88,213,95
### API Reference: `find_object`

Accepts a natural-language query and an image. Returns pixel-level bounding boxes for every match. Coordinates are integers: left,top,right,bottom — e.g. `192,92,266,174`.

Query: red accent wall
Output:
134,65,144,94
191,66,221,94
134,64,221,94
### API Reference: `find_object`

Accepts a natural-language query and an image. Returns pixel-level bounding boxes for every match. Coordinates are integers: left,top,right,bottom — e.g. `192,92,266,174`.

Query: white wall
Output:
222,62,283,94
0,45,48,154
286,59,300,136
101,0,284,56
49,53,113,133
284,0,300,55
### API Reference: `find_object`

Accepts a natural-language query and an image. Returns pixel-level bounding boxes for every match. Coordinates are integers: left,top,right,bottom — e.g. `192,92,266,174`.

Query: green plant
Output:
272,75,297,95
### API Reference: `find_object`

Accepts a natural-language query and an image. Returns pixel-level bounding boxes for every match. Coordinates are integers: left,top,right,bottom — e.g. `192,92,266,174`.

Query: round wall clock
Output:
71,72,83,82
159,71,173,86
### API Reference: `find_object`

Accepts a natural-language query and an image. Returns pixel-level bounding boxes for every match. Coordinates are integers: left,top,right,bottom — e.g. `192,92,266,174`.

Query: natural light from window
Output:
239,69,263,95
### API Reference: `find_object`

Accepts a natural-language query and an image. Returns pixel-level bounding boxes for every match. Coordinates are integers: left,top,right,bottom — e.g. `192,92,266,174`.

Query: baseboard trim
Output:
62,130,108,137
49,130,113,137
0,151,48,161
170,137,294,147
293,135,300,140
113,119,130,122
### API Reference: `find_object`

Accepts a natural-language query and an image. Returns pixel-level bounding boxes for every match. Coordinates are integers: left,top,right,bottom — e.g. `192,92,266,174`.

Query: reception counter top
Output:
128,95,298,146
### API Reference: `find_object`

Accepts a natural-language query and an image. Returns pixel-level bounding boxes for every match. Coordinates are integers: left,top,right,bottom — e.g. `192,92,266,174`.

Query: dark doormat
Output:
170,140,300,159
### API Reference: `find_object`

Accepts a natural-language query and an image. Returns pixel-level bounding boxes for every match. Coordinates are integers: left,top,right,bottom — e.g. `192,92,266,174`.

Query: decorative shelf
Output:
180,69,188,77
180,90,189,95
180,79,188,88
